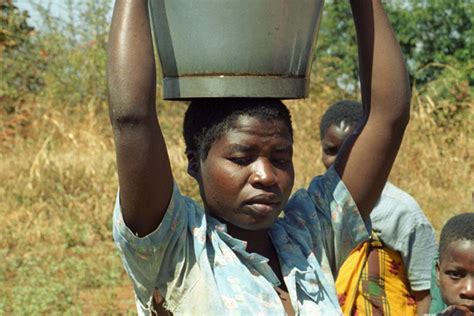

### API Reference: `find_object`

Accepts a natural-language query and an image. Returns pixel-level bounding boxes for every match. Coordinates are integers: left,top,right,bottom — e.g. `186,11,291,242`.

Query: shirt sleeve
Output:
112,182,191,311
400,222,437,291
369,184,437,292
307,166,370,274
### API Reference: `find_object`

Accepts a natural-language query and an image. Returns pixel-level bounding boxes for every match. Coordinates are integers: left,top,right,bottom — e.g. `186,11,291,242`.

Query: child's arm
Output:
107,0,173,237
414,291,431,315
333,0,411,222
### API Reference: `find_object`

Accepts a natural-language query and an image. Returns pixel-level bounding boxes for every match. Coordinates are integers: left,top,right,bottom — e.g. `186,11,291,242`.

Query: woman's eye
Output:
229,157,252,165
273,158,290,165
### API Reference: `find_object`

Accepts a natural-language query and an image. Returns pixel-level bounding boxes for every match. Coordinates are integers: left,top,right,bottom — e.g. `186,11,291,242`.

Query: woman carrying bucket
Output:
107,0,411,314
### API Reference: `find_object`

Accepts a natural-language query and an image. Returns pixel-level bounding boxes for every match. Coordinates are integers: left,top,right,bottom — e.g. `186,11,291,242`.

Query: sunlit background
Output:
1,0,472,313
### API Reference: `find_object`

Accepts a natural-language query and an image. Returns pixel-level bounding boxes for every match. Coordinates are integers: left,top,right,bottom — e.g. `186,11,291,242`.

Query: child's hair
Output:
183,98,293,159
319,100,363,139
439,213,474,261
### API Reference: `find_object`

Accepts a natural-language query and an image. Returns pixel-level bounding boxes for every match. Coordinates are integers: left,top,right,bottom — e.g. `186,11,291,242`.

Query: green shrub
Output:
1,1,45,103
1,0,111,107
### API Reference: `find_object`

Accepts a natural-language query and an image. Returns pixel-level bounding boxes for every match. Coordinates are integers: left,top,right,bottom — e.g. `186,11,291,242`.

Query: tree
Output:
314,0,473,90
1,0,44,104
1,0,112,106
386,0,473,86
314,0,359,96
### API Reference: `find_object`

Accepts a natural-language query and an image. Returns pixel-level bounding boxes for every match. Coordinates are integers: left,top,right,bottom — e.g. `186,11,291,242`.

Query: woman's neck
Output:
225,222,273,255
225,221,287,291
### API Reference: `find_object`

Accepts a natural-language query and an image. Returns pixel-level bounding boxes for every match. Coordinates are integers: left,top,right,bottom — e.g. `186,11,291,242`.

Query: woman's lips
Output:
245,202,280,216
243,193,282,216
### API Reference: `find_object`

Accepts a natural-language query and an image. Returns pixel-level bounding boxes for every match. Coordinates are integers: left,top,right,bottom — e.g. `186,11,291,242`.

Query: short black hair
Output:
319,100,363,139
439,213,474,261
183,98,293,159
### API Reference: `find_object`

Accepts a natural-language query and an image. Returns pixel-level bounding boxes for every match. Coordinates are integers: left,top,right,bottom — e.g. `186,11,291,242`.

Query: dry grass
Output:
0,84,472,313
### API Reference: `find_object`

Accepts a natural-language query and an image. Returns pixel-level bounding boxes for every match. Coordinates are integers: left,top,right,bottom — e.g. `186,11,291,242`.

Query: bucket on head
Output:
149,0,324,99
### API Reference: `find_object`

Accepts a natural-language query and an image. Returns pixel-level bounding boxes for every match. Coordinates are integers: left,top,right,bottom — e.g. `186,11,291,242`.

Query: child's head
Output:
183,99,294,231
319,100,363,169
437,213,474,310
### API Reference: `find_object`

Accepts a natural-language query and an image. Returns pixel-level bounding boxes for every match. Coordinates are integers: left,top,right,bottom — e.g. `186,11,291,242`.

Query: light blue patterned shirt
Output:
113,167,369,315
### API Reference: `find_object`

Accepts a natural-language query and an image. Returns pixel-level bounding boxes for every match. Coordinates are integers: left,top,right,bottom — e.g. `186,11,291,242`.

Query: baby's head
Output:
183,99,294,231
437,213,474,311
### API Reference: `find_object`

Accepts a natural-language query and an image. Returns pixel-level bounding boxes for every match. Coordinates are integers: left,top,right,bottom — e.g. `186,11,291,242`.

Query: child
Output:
107,0,411,314
319,100,437,315
432,213,474,315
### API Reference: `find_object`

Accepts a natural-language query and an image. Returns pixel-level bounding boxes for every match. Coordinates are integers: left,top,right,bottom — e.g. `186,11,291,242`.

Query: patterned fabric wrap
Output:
336,233,417,316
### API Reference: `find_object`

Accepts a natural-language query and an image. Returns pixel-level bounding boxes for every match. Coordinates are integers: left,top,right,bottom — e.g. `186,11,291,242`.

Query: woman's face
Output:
196,115,294,231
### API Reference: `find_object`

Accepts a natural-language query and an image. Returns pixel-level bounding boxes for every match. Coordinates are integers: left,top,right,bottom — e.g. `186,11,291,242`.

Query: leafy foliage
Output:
314,0,359,95
1,0,111,106
1,0,45,104
31,0,111,105
314,0,473,130
386,0,473,86
316,0,473,89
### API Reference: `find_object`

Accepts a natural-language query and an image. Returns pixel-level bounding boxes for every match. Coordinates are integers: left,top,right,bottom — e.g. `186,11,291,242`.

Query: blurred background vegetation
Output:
1,0,472,313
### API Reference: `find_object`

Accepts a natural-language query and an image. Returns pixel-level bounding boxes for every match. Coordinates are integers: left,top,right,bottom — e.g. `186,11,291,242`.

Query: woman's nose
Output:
249,158,277,187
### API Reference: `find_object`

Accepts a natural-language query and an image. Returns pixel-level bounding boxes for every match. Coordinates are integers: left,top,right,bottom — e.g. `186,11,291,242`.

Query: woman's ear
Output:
186,150,200,179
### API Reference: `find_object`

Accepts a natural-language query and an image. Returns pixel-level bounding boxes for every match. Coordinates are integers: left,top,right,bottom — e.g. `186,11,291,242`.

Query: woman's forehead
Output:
228,116,292,139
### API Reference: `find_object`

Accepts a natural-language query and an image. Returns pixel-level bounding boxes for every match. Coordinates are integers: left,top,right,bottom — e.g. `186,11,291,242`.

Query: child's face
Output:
321,122,354,169
197,115,294,231
437,239,474,311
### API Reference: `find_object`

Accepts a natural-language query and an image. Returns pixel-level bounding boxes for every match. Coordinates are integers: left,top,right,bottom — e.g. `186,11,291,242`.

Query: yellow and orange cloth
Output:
336,233,417,316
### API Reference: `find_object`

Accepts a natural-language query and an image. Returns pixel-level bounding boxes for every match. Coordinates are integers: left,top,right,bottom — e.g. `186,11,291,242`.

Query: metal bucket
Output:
149,0,324,99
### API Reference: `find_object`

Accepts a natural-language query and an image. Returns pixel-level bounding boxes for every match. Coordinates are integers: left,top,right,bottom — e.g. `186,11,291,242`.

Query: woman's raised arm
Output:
107,0,173,237
334,0,411,221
